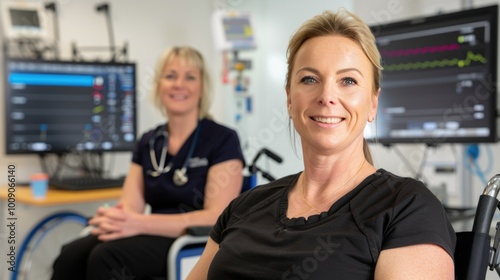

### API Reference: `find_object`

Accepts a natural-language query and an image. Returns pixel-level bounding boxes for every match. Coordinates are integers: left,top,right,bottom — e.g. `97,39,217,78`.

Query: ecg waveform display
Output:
368,6,498,144
378,21,489,73
380,43,460,57
383,50,487,71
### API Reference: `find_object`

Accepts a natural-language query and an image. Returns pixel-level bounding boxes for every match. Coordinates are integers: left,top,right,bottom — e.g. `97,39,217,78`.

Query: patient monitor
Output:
212,9,256,52
1,1,49,41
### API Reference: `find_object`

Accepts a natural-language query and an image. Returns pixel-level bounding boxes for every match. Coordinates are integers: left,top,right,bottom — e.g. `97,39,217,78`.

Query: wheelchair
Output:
10,212,88,280
454,174,500,280
11,148,282,280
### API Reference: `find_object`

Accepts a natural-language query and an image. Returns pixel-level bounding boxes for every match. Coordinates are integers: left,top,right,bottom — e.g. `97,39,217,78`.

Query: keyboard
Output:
49,177,125,191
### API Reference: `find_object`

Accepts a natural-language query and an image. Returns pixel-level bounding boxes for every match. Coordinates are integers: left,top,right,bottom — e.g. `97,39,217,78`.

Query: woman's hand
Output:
88,204,143,241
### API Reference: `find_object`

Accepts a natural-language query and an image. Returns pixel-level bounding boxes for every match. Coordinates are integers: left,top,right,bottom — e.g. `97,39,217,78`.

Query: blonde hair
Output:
285,9,382,164
152,46,212,119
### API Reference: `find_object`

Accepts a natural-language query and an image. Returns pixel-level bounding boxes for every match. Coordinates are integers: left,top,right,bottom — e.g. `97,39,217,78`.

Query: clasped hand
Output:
88,204,141,241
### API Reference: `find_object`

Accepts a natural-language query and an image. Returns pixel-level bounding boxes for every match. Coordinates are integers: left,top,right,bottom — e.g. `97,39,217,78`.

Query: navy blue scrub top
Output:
132,118,245,214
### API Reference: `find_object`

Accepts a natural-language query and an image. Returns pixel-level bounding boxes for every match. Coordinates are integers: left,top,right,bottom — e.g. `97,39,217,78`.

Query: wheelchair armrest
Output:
186,226,212,236
166,227,211,280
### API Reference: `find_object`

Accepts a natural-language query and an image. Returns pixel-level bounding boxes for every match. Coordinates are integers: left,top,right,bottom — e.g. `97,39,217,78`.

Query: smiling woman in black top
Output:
187,9,455,280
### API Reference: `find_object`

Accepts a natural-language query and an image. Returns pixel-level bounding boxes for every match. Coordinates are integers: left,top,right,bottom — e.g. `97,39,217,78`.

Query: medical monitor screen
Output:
222,16,255,49
212,10,256,51
1,1,48,40
10,9,40,28
367,5,498,144
4,59,137,154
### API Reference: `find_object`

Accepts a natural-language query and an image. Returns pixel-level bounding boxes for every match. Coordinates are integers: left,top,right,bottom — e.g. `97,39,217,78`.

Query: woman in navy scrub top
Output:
51,46,245,280
187,9,455,280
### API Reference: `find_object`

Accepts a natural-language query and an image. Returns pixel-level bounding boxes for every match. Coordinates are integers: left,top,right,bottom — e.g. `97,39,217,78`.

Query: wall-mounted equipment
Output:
1,1,49,41
212,9,257,150
212,9,256,52
72,3,128,62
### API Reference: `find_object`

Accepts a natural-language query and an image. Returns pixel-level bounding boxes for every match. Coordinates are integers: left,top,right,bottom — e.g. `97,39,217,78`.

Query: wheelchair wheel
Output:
12,212,88,280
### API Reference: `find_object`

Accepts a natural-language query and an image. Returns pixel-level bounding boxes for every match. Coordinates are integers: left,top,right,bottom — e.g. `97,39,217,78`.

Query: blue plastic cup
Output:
30,173,49,199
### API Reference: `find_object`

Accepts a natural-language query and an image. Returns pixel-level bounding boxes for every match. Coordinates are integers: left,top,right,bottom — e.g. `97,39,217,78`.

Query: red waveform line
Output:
381,43,460,57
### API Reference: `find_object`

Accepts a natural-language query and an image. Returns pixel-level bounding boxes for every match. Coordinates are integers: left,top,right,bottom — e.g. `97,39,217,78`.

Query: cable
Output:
416,145,430,182
483,144,494,175
391,145,430,185
464,144,492,186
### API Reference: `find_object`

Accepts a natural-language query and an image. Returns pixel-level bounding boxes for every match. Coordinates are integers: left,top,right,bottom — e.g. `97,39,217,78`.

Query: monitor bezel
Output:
368,5,499,145
3,58,138,155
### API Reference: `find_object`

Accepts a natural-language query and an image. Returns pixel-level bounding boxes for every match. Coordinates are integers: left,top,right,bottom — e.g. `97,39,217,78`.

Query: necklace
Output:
299,160,366,215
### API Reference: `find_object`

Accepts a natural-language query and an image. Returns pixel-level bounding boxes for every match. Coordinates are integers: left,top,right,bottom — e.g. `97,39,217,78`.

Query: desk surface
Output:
0,186,122,206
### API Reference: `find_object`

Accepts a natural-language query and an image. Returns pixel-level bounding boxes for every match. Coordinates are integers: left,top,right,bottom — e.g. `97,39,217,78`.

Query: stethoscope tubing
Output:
147,122,201,185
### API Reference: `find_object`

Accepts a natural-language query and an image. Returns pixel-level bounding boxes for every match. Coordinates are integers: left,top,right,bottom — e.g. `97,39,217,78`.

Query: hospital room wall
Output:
1,0,500,209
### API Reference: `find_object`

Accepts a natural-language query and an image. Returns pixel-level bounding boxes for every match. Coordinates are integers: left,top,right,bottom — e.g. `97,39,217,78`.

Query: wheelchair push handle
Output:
248,147,283,175
252,166,276,181
482,174,500,199
260,148,283,164
472,174,500,235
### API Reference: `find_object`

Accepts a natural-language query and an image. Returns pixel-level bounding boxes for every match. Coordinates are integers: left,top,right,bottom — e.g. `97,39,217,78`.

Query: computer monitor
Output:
366,5,498,145
1,1,49,41
4,58,137,154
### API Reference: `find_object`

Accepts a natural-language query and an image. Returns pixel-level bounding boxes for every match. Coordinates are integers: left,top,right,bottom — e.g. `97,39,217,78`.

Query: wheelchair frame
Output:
455,174,500,280
11,212,88,280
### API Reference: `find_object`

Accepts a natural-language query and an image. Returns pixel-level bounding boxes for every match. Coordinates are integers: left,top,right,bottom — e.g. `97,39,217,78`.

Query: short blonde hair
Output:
152,46,212,118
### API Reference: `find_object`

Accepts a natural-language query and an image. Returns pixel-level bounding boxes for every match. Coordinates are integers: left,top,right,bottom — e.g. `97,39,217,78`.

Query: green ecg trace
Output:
384,51,487,71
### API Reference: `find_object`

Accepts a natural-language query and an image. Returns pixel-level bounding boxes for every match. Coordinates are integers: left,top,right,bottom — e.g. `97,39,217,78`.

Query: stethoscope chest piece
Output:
173,168,188,186
147,122,200,187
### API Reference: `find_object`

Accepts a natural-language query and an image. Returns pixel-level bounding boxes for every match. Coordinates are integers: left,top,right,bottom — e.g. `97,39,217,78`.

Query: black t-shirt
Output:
209,169,456,279
132,118,245,214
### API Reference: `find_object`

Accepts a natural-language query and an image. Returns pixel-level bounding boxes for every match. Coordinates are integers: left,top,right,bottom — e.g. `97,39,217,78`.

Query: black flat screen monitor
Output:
4,59,137,154
367,5,498,145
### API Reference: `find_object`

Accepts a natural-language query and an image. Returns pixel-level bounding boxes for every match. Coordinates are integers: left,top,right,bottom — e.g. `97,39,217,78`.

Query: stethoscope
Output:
147,122,200,186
